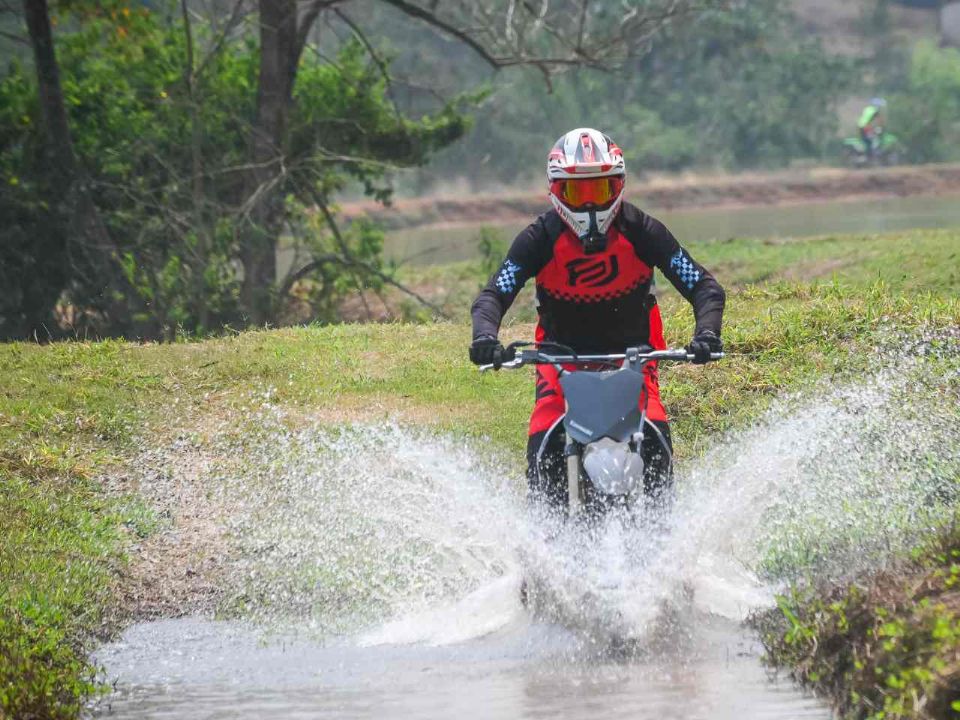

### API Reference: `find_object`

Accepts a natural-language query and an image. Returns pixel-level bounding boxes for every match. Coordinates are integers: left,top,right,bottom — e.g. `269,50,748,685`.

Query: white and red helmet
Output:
547,128,626,245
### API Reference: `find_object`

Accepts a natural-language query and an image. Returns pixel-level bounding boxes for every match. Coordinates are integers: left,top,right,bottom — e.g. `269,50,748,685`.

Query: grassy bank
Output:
1,227,958,718
754,522,960,719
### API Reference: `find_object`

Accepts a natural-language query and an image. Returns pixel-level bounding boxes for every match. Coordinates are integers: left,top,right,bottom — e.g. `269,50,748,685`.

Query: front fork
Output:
565,440,582,517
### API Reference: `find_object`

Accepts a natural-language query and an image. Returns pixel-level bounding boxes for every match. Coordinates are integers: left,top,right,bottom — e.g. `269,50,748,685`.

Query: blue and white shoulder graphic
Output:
669,249,702,290
494,259,524,295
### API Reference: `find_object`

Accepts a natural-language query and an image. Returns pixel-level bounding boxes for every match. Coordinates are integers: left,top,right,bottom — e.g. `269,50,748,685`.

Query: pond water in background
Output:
384,193,960,265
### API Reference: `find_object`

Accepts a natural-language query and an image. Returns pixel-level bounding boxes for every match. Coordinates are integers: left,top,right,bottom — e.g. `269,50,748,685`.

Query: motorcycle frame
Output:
535,351,669,518
482,345,721,518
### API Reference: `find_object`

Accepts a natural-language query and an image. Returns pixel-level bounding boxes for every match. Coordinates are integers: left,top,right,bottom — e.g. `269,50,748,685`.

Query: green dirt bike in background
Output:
842,132,904,167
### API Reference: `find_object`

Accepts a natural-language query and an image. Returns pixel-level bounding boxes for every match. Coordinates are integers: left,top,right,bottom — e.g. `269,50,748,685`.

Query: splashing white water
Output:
201,344,957,653
91,342,958,720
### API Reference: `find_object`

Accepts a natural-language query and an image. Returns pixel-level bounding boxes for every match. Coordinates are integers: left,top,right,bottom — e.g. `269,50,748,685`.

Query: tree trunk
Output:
23,0,75,177
240,0,298,325
18,0,72,338
181,0,211,332
22,0,115,337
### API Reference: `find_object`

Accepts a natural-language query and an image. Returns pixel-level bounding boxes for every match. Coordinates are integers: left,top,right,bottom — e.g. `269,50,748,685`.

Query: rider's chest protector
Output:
534,228,655,353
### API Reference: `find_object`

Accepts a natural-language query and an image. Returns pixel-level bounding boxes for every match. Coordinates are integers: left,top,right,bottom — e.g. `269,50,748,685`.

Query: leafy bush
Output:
0,452,127,720
0,606,101,720
757,530,960,720
0,4,472,340
889,41,960,163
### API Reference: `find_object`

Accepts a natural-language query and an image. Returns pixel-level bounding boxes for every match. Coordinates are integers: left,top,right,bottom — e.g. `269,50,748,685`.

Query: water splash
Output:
189,339,957,653
155,336,956,655
92,340,958,718
215,422,529,637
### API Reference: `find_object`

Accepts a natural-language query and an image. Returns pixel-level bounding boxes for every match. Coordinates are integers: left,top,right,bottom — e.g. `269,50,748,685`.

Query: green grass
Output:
690,229,960,294
0,226,958,717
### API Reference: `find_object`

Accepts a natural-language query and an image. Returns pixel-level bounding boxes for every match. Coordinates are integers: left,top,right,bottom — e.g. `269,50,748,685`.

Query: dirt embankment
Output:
341,164,960,231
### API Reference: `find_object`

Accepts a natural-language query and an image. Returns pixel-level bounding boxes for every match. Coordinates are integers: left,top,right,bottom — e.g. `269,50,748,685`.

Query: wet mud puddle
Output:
94,610,825,719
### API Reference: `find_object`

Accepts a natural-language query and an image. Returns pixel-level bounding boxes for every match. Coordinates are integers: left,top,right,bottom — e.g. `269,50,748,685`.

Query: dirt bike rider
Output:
858,98,888,159
469,128,725,510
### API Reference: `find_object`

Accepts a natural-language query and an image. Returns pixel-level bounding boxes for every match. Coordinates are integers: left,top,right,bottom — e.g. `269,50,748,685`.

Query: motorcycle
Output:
480,343,723,519
481,342,722,624
842,132,903,167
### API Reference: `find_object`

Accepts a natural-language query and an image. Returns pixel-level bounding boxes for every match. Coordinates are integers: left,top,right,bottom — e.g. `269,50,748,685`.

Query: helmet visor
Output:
552,177,624,211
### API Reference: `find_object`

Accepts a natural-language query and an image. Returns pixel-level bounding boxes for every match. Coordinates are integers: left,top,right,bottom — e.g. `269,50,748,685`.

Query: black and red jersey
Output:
471,202,725,354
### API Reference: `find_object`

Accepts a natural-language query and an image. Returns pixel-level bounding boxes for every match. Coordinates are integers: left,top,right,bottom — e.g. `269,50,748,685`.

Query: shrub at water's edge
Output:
753,522,960,720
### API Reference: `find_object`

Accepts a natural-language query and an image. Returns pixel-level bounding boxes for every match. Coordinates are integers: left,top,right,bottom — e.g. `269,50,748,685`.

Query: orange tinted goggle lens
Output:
558,177,623,209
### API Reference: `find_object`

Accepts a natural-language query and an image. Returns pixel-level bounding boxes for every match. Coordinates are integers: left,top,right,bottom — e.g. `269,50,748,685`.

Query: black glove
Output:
469,335,505,367
686,330,723,365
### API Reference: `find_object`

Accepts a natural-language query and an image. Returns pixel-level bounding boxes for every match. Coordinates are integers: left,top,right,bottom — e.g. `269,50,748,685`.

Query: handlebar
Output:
479,343,724,372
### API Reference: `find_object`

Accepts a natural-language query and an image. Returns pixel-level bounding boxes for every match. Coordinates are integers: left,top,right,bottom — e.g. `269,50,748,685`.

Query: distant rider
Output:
468,128,725,509
858,98,888,159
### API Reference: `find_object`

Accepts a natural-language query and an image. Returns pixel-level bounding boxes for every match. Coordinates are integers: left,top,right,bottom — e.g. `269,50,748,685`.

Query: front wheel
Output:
880,149,902,166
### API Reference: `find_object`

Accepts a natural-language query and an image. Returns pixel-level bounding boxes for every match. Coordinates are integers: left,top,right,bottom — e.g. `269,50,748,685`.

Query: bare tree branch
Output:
277,192,448,318
294,0,345,66
0,28,28,44
377,0,722,74
379,0,503,68
280,253,448,318
195,0,250,80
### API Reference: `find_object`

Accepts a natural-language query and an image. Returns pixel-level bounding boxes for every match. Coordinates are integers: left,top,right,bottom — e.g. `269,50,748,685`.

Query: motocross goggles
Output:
550,176,624,212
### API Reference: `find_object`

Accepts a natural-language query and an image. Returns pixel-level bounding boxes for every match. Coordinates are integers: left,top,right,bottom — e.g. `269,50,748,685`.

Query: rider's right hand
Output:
469,335,505,367
686,330,723,364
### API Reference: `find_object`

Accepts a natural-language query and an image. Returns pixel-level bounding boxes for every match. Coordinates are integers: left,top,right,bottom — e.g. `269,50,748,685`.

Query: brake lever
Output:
478,357,524,372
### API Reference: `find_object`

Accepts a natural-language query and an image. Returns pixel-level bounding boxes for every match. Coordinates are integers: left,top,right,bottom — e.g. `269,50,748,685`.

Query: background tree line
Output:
1,0,958,342
408,0,960,190
0,0,721,341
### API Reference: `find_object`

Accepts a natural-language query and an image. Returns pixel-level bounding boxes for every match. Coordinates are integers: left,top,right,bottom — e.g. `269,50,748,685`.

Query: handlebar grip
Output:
478,345,518,372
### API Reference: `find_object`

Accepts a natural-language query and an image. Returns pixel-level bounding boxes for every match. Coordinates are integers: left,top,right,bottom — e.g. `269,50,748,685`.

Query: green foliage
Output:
476,226,508,280
758,527,960,719
425,0,853,186
0,3,473,340
0,605,101,720
888,41,960,163
0,453,130,720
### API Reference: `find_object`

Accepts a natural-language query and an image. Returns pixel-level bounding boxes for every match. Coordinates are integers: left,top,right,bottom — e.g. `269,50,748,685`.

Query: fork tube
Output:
565,443,581,517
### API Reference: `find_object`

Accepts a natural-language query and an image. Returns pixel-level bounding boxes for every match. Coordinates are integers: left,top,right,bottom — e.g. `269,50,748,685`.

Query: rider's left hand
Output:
686,331,723,365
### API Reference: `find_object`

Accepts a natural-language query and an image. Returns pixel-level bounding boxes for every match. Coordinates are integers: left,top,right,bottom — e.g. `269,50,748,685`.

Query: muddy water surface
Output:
94,614,825,719
384,193,960,264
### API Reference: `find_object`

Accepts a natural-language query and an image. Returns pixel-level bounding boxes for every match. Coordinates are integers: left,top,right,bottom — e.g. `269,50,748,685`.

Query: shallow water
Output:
384,193,960,264
97,619,829,720
93,614,824,720
92,349,959,719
